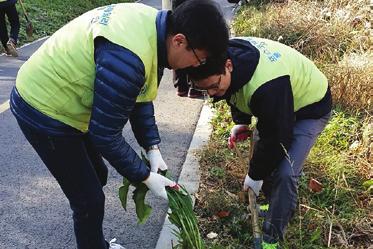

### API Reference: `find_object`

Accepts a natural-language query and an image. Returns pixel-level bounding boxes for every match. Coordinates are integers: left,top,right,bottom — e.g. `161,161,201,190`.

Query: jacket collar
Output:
156,10,171,69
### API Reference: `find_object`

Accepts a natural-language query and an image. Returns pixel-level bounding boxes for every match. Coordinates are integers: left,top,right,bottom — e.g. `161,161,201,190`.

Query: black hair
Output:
172,0,187,8
186,53,228,81
168,0,229,60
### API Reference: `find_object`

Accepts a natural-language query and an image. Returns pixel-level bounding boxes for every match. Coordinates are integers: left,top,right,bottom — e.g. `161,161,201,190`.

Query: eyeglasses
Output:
190,75,222,91
190,47,207,66
185,36,207,66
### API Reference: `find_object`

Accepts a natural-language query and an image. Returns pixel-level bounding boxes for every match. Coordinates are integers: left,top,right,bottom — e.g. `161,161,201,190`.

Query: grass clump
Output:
323,53,373,113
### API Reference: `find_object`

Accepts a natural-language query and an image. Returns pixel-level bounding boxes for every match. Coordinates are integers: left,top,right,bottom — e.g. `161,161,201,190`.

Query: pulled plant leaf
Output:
167,186,205,249
118,152,152,224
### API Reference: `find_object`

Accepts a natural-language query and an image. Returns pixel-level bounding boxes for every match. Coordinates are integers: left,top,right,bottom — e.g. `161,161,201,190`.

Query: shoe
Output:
176,82,189,97
6,38,18,57
262,241,279,249
174,71,189,97
109,238,126,249
188,88,205,99
4,46,10,56
177,89,188,97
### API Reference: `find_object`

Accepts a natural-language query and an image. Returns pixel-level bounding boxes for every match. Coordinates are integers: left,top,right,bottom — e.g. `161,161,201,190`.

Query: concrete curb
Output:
155,103,213,249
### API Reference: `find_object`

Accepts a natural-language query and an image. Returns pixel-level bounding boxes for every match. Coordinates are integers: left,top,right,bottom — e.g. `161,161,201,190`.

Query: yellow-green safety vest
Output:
16,3,159,132
229,37,328,115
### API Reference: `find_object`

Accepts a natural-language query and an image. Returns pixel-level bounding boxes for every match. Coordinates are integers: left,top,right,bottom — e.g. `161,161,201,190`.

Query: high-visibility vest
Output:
16,3,159,132
229,37,328,115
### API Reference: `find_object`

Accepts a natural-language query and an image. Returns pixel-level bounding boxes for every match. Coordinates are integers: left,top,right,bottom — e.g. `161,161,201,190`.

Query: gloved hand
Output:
147,149,168,173
143,172,176,200
228,124,250,149
243,175,263,196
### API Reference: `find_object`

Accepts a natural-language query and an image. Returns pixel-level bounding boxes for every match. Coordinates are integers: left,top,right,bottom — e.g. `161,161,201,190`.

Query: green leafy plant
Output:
118,153,205,248
118,152,153,224
362,179,373,193
209,167,226,179
168,186,205,249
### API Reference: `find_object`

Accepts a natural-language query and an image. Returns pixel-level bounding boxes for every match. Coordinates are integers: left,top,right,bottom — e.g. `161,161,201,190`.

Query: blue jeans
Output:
260,113,331,243
11,89,109,249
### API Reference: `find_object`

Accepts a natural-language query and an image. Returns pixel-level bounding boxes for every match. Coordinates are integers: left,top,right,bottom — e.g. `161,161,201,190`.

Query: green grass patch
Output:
13,0,131,47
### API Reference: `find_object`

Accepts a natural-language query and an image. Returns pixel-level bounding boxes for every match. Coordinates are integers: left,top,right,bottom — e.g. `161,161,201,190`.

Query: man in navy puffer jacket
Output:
10,1,229,248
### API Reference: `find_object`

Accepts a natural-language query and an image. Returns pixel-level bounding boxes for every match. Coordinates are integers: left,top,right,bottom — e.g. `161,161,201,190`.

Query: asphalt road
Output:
0,1,235,248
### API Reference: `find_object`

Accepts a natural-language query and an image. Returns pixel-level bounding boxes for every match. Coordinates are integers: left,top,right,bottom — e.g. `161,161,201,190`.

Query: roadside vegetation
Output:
11,0,130,47
196,0,372,248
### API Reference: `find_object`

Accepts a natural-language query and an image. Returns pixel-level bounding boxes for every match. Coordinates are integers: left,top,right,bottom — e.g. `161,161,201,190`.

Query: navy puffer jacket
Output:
10,11,170,183
87,10,169,182
89,37,160,183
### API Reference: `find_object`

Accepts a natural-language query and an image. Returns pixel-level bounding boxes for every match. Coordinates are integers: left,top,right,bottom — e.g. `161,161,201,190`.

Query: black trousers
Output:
10,88,110,249
0,3,20,48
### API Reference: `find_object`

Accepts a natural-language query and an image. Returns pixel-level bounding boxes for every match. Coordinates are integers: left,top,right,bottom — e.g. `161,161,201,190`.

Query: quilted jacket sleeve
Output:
129,102,161,149
88,38,150,183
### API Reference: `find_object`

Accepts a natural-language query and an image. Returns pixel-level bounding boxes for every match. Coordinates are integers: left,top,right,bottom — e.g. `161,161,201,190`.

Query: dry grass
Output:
233,0,373,134
233,0,372,63
347,115,373,176
323,52,373,113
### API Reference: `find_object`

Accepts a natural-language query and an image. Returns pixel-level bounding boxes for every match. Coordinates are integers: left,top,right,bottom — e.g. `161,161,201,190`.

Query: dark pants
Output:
11,89,109,249
261,113,331,243
0,3,20,48
173,69,189,93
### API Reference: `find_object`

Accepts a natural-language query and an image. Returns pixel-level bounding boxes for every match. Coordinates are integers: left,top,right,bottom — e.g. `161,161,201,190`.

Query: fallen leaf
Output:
216,210,230,218
309,178,323,193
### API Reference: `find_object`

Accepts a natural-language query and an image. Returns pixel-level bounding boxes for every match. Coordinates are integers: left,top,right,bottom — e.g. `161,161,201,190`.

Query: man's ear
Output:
226,59,233,72
172,33,187,47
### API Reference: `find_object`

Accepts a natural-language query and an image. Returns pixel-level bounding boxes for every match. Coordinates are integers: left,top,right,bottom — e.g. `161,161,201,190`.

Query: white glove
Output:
143,172,176,200
228,124,250,149
243,175,263,196
147,149,168,173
